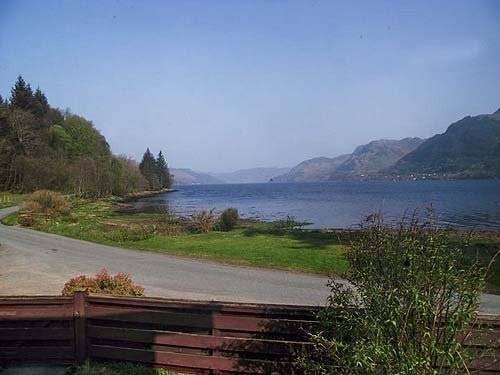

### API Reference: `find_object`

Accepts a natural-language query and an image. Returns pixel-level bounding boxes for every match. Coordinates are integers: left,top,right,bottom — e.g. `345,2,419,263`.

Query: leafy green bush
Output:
302,214,496,375
61,269,144,296
219,207,239,231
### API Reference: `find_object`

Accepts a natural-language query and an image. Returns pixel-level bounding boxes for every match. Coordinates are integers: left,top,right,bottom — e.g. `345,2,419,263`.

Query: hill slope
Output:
332,137,424,179
386,109,500,179
272,137,423,182
171,168,225,185
270,155,350,182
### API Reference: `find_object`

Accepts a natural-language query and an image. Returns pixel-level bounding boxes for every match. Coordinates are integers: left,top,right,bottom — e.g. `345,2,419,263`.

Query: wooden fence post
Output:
73,290,88,364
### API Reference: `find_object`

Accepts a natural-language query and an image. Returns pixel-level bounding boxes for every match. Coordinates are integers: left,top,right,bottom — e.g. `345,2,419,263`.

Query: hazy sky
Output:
1,1,500,172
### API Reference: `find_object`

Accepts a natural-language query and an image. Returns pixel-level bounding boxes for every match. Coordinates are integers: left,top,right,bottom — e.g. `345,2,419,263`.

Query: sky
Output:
1,0,500,173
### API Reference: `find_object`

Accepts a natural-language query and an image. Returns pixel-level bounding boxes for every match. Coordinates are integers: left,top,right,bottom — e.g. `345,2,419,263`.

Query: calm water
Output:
138,180,500,230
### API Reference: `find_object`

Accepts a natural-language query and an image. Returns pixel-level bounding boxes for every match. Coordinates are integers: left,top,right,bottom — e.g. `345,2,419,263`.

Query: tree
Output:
32,87,50,118
139,148,160,190
10,75,34,111
155,150,172,189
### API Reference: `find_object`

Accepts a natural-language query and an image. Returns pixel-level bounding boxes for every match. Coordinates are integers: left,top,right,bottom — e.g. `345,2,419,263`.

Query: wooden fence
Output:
0,292,499,374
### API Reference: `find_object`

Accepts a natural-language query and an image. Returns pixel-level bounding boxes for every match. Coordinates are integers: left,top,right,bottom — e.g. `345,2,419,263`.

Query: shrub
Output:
61,269,144,296
191,208,217,233
156,205,183,236
219,207,239,231
21,190,70,225
301,214,496,375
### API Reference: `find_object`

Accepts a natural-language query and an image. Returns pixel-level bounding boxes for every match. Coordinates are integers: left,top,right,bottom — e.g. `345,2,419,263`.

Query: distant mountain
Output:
271,155,350,182
271,137,423,182
386,109,500,179
171,168,225,186
331,137,424,179
212,167,291,184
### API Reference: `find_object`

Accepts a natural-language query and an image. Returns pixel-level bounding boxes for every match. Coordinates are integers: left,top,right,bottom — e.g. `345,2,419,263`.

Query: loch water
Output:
137,180,500,230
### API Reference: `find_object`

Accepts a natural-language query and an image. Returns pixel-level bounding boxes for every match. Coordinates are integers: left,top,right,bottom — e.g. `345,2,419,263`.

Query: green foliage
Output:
0,212,18,226
0,77,146,197
219,207,239,231
155,150,173,189
139,149,173,190
72,361,176,375
302,214,495,375
59,114,111,160
10,75,34,111
61,269,145,296
139,148,160,190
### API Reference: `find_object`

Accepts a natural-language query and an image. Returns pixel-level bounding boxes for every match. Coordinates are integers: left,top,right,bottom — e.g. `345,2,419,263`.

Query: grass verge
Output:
0,192,21,209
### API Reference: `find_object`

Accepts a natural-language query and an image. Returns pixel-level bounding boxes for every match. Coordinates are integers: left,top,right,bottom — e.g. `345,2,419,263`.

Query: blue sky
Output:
1,0,499,172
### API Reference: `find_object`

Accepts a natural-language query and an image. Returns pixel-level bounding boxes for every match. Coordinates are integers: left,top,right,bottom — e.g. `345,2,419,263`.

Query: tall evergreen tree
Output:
32,87,50,118
156,150,172,189
10,75,34,111
139,148,160,189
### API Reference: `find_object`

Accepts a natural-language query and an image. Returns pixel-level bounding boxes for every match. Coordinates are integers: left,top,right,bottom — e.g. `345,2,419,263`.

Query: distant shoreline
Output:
121,188,176,202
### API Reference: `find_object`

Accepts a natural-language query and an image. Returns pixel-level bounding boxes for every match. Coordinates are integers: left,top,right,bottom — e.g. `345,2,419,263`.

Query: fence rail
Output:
0,292,498,374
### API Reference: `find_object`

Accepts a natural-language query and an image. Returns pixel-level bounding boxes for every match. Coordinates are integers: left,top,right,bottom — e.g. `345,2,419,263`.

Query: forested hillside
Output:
0,76,162,197
386,109,500,178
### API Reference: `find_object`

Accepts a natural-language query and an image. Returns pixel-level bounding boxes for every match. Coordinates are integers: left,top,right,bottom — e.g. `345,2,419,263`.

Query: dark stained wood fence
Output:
0,292,499,374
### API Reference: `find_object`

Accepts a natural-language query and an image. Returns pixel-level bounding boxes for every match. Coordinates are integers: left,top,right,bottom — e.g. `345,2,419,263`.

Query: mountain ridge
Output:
271,137,423,182
386,109,500,179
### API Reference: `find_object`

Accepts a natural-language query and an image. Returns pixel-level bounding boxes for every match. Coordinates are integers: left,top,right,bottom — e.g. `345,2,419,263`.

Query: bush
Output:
301,214,496,375
191,208,217,233
219,207,239,231
156,205,183,236
61,269,145,296
21,189,70,225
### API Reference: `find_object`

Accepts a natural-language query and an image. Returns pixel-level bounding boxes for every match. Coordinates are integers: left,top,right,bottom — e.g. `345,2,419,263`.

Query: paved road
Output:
1,206,499,313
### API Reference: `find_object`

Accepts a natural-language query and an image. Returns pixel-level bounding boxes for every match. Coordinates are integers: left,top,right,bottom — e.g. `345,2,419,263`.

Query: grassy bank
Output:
2,197,498,293
0,192,21,209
